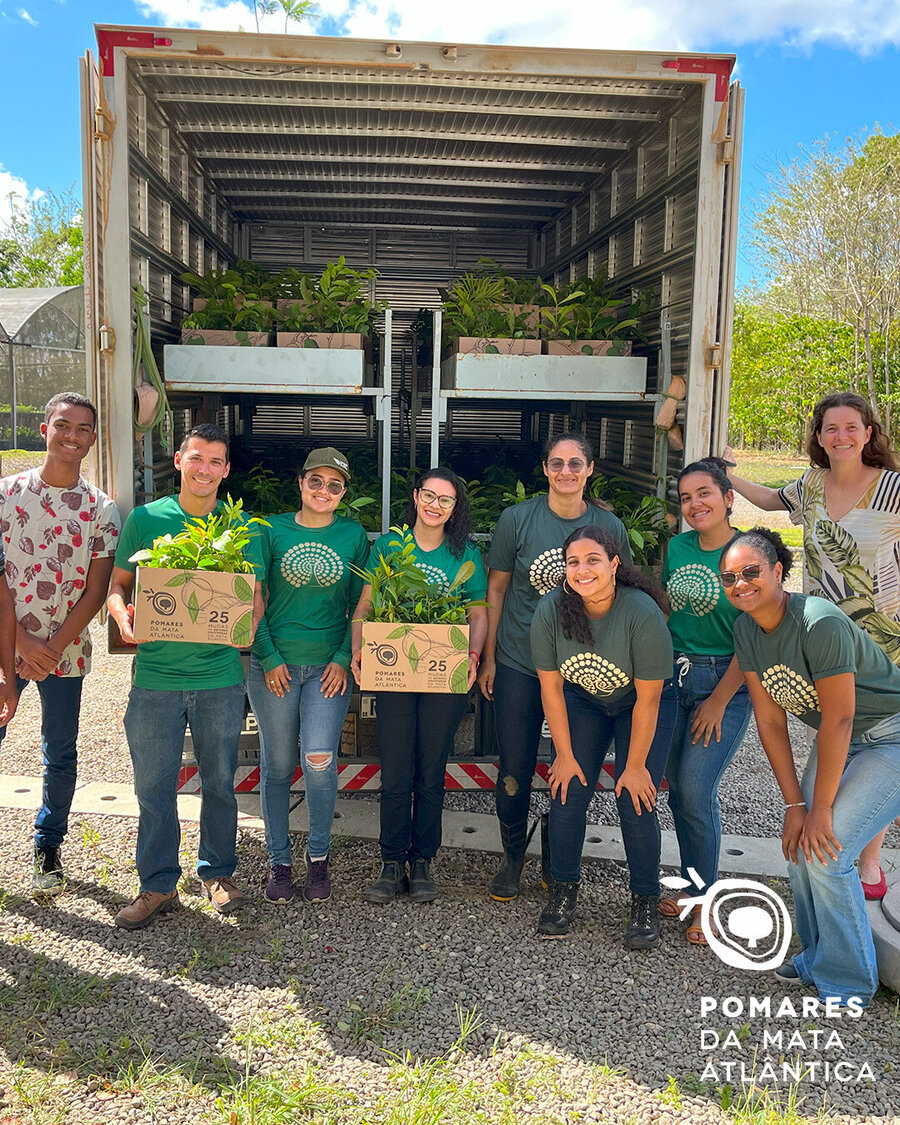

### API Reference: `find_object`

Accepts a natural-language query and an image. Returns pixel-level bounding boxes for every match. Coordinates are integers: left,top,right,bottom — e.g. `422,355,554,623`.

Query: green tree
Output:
252,0,318,32
0,188,83,288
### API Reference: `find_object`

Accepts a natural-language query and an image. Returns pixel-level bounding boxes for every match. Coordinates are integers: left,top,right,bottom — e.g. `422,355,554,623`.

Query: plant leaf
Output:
165,573,191,587
449,625,468,652
408,641,419,673
231,610,253,648
449,658,469,694
187,590,200,624
233,575,254,603
386,625,412,639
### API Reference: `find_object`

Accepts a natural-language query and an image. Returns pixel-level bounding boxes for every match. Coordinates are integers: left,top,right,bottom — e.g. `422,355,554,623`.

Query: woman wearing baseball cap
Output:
248,447,370,905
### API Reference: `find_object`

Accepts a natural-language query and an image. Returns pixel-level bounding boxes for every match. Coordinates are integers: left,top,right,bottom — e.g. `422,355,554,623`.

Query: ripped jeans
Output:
248,657,349,864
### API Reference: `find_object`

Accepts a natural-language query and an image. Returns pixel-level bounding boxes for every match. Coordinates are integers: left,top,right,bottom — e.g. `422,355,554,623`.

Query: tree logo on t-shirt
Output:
281,543,343,587
416,563,449,591
560,652,630,696
529,548,564,595
761,664,820,716
667,563,719,617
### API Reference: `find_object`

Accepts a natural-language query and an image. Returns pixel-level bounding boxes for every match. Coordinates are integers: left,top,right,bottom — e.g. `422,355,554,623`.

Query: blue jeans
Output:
662,654,750,889
790,711,900,1006
492,661,545,827
550,680,677,893
0,674,84,849
375,691,468,861
247,657,349,865
123,682,245,893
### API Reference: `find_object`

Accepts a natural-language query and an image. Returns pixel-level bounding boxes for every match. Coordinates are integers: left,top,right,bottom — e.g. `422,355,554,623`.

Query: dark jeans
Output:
550,680,676,895
492,661,545,826
375,691,468,861
0,674,84,849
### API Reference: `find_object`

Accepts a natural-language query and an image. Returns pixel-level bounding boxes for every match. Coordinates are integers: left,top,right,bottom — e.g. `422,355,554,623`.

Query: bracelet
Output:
468,651,481,666
785,801,806,809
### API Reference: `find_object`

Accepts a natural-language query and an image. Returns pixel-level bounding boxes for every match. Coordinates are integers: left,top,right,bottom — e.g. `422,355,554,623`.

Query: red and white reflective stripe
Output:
176,760,623,793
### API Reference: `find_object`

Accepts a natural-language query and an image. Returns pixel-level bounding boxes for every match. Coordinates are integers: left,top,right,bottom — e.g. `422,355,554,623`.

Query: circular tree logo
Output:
668,563,720,616
529,548,564,595
560,652,630,696
662,869,792,971
761,664,819,717
281,543,343,587
416,562,449,590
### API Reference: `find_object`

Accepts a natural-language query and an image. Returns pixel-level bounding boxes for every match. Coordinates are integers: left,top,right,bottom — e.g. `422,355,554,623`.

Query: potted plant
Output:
440,273,541,356
274,257,381,349
180,261,276,312
180,295,277,346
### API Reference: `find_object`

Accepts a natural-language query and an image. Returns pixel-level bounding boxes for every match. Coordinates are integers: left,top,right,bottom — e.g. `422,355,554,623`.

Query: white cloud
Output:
134,0,900,52
18,7,37,25
0,166,44,230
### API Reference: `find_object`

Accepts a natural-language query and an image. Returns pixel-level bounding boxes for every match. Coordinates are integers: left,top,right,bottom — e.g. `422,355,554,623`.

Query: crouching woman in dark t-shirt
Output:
723,528,900,1008
530,526,675,947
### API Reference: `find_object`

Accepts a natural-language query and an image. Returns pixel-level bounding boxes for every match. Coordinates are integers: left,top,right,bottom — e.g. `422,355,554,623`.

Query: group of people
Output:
2,390,899,1010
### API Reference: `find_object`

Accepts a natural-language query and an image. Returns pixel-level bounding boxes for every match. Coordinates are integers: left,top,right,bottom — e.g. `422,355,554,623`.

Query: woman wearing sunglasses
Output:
478,431,632,901
725,392,900,900
248,448,370,905
658,458,750,944
721,528,900,1007
531,526,674,943
351,467,487,904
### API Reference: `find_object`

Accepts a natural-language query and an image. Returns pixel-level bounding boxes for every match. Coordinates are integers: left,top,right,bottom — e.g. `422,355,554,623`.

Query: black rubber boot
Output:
408,858,439,903
364,861,409,904
538,879,579,937
539,813,551,890
625,893,661,950
489,820,528,901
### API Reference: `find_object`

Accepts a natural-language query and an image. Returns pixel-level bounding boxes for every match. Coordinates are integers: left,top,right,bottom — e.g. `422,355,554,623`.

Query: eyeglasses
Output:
417,488,457,510
546,458,588,473
718,564,764,588
306,474,346,496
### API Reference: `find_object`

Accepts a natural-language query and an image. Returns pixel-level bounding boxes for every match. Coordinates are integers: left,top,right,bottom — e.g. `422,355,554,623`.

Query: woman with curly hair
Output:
529,526,675,945
725,391,900,899
722,528,900,1007
351,467,487,904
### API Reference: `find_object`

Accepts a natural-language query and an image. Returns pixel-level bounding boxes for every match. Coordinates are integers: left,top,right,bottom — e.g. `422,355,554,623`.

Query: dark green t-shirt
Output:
367,532,487,601
116,495,261,691
488,495,633,677
530,586,672,705
252,512,370,673
734,593,900,737
663,530,741,656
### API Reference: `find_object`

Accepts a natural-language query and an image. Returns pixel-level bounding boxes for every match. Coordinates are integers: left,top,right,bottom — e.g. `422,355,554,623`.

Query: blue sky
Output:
0,0,897,286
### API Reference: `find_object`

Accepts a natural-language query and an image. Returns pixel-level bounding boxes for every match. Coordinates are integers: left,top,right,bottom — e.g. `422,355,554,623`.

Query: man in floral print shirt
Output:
0,392,121,896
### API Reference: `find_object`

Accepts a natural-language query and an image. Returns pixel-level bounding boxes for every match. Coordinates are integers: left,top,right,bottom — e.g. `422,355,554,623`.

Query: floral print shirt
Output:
0,469,121,676
780,466,900,665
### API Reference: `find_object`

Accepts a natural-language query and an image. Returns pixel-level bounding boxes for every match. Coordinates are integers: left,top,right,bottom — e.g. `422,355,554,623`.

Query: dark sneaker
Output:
408,858,439,903
538,880,579,937
32,846,65,897
625,893,661,950
303,855,331,902
775,961,803,984
203,876,247,914
115,890,179,930
365,861,409,904
265,864,294,905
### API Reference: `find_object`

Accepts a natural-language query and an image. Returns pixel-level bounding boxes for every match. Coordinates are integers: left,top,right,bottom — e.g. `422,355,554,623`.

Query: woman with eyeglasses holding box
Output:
350,467,487,904
248,448,370,906
477,432,632,901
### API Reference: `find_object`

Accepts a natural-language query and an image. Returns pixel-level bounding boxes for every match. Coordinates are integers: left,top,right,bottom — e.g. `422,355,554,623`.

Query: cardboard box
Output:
133,566,257,647
359,622,470,693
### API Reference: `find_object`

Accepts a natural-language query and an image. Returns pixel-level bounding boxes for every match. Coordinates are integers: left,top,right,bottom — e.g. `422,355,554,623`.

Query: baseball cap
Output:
302,447,351,481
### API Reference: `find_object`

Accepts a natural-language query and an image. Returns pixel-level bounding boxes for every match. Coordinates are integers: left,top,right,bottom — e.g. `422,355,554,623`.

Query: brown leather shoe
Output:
115,890,179,931
203,876,247,914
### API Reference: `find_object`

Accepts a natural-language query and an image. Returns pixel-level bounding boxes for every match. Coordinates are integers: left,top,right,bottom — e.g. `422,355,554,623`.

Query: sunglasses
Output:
718,564,764,588
546,458,588,473
417,488,456,510
306,474,346,496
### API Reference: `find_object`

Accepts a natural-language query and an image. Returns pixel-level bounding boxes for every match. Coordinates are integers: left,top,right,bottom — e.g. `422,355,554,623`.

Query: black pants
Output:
375,691,468,861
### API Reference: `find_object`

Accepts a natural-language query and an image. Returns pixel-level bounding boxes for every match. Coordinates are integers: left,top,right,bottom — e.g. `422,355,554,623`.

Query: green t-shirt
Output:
734,593,900,737
367,531,487,602
116,495,261,691
487,495,633,677
530,586,673,705
252,512,370,673
663,530,741,656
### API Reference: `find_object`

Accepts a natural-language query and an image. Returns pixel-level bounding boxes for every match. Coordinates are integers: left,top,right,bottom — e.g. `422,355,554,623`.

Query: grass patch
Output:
729,449,808,490
337,980,431,1046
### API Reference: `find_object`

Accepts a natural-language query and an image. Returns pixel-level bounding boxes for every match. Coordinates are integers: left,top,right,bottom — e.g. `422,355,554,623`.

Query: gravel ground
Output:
1,622,900,1123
